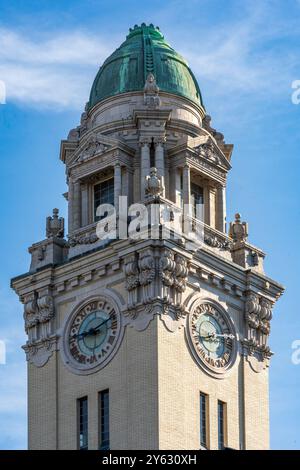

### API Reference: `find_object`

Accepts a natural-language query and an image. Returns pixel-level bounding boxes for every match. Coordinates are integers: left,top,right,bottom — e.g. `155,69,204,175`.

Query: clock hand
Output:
199,333,216,340
211,333,235,339
70,317,111,340
71,330,89,340
92,316,111,332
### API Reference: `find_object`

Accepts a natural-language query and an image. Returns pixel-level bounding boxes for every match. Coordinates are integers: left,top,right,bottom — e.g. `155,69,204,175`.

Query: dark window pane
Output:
191,183,204,219
218,400,225,450
200,392,207,448
100,390,110,450
150,140,155,168
94,178,114,221
78,397,88,450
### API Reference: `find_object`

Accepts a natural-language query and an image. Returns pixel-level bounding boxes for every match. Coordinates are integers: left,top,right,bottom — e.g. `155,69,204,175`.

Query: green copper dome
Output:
89,23,204,109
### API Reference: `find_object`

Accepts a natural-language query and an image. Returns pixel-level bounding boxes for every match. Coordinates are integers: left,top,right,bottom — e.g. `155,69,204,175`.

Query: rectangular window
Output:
200,392,208,448
78,396,88,450
94,177,114,221
218,400,226,450
150,140,155,168
191,183,204,219
99,389,110,450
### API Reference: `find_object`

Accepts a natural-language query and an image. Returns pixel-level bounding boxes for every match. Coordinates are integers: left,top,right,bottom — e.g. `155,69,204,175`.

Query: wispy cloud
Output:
0,28,113,109
0,2,298,112
179,3,299,100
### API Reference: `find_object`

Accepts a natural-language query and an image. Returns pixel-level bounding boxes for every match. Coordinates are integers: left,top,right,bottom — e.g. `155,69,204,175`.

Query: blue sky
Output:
0,0,299,449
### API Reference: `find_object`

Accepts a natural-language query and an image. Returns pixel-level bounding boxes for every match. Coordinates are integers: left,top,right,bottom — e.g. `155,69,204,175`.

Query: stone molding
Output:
123,246,189,331
22,289,56,367
23,335,58,368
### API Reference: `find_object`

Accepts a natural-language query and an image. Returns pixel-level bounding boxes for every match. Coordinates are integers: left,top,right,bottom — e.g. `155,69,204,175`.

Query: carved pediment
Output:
78,136,110,161
168,135,231,177
68,133,115,167
65,132,135,169
189,135,231,171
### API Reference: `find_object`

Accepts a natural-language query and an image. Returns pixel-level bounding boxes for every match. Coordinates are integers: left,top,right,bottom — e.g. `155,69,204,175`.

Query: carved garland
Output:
244,292,273,359
23,292,56,367
123,248,189,324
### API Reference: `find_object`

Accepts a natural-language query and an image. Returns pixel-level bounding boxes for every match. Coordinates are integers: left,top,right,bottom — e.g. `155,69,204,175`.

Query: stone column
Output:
81,183,89,227
122,168,133,206
68,177,74,233
114,163,122,214
209,187,216,229
73,180,81,230
140,142,150,200
182,165,192,235
204,181,216,228
204,182,210,225
182,165,191,206
155,141,165,197
216,185,226,233
133,164,140,204
175,169,182,207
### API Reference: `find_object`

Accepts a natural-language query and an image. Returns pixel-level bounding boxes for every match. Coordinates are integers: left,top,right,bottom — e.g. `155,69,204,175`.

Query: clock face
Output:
198,314,225,359
64,298,122,373
188,302,236,376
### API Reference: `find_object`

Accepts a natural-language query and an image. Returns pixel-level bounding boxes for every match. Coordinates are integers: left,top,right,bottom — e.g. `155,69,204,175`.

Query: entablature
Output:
68,148,133,182
11,235,283,307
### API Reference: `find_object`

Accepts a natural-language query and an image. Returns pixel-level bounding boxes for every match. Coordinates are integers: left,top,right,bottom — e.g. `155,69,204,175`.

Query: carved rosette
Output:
22,290,56,367
244,291,274,364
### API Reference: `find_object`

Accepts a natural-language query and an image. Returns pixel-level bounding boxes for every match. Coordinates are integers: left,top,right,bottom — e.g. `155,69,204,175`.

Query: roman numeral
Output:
111,319,118,330
108,335,115,345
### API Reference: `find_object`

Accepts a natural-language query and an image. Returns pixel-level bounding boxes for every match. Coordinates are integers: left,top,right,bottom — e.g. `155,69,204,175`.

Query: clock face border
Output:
61,295,124,375
186,300,237,378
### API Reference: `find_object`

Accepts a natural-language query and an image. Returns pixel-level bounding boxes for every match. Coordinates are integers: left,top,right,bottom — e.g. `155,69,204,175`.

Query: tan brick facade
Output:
27,310,271,450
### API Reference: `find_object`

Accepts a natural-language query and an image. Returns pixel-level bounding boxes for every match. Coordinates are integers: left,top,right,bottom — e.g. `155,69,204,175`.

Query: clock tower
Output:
11,24,284,450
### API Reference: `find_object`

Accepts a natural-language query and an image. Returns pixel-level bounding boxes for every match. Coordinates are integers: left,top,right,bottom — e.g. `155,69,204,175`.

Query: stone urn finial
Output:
46,208,65,239
229,212,248,242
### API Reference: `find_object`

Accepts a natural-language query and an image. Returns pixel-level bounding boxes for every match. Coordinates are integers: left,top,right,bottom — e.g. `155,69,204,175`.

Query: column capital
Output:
203,177,216,189
154,136,166,146
139,137,151,147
